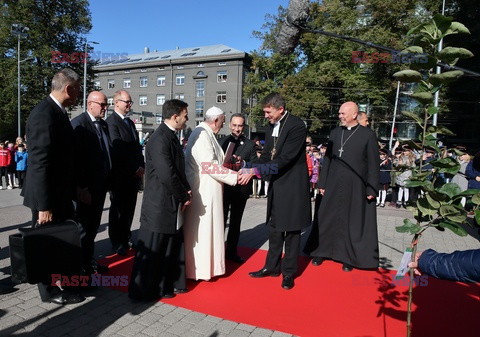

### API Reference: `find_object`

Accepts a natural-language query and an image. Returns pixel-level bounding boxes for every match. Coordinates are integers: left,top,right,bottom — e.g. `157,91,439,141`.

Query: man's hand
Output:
319,188,325,196
181,190,193,211
135,167,145,177
37,210,53,226
408,251,423,276
237,168,255,185
367,195,375,200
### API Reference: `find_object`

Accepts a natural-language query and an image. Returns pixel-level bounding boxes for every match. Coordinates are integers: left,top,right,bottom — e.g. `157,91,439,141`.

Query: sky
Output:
87,0,290,57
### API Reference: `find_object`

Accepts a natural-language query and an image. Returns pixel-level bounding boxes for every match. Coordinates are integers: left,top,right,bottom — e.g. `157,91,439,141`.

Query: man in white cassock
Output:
184,107,247,280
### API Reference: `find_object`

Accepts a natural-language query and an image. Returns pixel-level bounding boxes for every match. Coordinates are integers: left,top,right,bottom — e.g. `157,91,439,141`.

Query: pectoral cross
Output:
338,147,344,158
271,147,276,160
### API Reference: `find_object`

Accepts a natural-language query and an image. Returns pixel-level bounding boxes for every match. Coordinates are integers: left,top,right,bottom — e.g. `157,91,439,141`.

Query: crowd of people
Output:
0,137,28,190
10,68,480,305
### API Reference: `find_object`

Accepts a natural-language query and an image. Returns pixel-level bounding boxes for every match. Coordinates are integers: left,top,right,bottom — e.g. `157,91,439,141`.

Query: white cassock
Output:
184,122,237,280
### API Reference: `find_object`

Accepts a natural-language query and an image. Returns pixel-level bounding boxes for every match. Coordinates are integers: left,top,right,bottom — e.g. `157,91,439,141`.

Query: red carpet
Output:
100,247,480,337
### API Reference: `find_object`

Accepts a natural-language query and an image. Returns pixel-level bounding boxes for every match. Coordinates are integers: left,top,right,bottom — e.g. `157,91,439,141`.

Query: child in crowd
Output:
394,146,416,208
0,142,11,190
7,142,17,188
377,149,391,207
15,144,28,188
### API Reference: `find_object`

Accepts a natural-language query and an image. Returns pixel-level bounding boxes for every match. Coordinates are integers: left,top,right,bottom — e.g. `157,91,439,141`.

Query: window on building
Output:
124,70,130,73
94,80,100,89
141,69,147,72
139,95,147,106
175,93,185,101
197,64,204,67
217,71,227,83
195,101,204,118
196,80,205,98
218,62,226,66
216,91,227,103
175,73,185,85
123,78,131,88
140,76,148,87
107,79,115,89
107,97,113,106
157,75,166,86
156,94,165,106
177,65,184,69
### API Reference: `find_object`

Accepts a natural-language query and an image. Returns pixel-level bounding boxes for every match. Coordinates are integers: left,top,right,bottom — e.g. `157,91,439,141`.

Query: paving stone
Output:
164,321,194,336
181,311,207,325
116,322,146,336
140,321,170,336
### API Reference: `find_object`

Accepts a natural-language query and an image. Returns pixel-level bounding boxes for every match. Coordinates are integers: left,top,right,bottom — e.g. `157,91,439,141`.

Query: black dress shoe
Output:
48,294,67,305
161,293,175,299
65,292,86,304
226,255,245,264
249,268,281,278
92,261,109,274
281,275,295,290
116,246,127,256
311,257,324,266
174,288,189,294
342,263,353,272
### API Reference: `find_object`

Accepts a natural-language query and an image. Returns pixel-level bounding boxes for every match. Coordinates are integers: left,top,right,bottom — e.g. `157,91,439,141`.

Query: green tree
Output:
0,0,92,139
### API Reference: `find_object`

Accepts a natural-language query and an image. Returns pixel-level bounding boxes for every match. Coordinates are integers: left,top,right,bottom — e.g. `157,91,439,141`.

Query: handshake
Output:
237,168,256,185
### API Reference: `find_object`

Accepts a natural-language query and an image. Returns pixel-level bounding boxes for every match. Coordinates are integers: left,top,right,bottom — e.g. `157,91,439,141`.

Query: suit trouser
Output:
264,225,301,277
223,188,248,256
75,188,107,268
108,178,138,248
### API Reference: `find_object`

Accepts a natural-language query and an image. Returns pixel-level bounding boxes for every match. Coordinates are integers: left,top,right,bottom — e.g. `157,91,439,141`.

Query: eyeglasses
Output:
89,101,108,108
118,99,133,105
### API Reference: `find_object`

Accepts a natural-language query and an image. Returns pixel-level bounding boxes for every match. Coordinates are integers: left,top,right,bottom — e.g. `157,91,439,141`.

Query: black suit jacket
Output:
23,96,75,216
71,112,111,195
257,113,311,231
219,134,257,197
140,123,191,234
106,112,144,182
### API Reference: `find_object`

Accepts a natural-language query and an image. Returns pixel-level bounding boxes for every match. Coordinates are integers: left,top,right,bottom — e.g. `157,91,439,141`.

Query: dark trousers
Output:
75,188,107,269
17,170,26,188
223,188,248,256
0,166,7,186
264,225,301,277
129,227,186,300
108,178,138,248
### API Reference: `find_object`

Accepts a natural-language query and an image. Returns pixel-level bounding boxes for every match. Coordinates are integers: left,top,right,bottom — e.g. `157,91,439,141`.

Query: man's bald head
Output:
87,91,108,119
338,102,359,127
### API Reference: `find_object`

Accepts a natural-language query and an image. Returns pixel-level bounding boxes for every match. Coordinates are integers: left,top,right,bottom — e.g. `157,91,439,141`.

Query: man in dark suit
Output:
219,113,257,263
106,90,145,255
247,92,311,290
71,91,111,275
23,68,85,305
129,99,192,301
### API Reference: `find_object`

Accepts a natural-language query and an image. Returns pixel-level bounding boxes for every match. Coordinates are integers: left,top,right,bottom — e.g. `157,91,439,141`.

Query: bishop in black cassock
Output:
307,102,380,270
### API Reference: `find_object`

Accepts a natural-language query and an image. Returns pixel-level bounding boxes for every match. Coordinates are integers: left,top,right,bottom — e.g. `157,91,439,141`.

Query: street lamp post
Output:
11,24,29,137
83,40,99,110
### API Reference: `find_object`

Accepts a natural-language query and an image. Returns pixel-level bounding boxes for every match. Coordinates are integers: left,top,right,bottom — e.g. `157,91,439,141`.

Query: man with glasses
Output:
71,91,111,276
106,90,145,256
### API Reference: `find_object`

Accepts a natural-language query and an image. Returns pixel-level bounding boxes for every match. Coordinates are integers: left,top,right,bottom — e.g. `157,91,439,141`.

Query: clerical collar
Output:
115,111,127,120
86,111,97,122
272,111,288,137
344,123,359,131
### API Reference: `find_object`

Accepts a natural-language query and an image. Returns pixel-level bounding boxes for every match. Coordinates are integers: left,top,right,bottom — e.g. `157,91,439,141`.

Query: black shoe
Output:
48,294,67,305
342,263,353,272
116,246,127,256
65,292,86,304
249,268,281,278
174,288,189,294
311,257,324,266
161,293,175,299
281,275,295,290
226,255,245,264
91,261,109,273
396,203,401,209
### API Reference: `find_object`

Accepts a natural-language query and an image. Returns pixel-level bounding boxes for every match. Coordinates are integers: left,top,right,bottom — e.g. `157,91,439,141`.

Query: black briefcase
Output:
9,220,82,284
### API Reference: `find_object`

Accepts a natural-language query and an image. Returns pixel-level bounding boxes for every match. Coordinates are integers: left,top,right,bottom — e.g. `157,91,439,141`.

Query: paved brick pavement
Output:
0,188,478,336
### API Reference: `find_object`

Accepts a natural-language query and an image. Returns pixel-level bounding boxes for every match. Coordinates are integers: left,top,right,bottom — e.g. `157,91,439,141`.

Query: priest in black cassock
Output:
306,101,380,272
